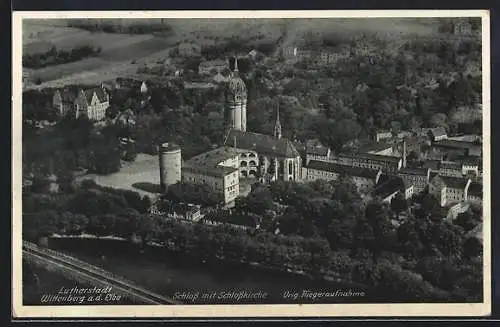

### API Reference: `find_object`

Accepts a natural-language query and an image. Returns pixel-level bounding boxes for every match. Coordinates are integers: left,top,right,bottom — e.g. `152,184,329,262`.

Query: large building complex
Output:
157,57,303,206
181,147,240,205
223,57,303,182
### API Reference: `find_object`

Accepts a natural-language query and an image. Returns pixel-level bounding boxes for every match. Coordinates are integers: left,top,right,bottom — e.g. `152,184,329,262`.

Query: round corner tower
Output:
226,56,248,132
158,142,182,191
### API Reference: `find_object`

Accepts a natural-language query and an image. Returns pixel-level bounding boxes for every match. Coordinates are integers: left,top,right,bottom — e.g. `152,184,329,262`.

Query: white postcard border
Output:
12,9,491,318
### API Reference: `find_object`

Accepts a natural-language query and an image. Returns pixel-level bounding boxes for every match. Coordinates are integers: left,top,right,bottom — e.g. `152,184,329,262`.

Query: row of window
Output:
240,153,257,158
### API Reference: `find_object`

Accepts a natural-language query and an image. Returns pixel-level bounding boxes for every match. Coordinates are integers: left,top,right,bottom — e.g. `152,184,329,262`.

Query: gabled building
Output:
53,88,78,116
398,167,431,194
429,175,471,207
74,87,110,121
372,176,412,203
226,129,302,182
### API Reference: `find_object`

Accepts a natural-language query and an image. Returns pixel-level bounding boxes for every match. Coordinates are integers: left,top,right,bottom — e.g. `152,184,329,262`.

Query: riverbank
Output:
47,237,372,305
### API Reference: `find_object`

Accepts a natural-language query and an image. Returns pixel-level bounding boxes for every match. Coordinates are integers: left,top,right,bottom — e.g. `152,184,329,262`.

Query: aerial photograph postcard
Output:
12,10,491,318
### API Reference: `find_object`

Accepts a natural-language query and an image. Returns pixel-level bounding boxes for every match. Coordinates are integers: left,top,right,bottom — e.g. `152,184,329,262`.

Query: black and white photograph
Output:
12,10,490,318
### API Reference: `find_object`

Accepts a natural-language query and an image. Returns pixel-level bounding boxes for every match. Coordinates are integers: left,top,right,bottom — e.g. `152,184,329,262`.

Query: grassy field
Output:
22,17,443,88
23,20,176,87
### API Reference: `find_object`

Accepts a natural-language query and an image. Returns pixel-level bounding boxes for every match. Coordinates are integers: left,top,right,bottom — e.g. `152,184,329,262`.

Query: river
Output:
45,237,377,305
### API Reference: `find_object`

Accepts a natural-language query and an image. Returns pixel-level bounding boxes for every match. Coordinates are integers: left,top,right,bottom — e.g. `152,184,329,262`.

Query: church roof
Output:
226,129,300,158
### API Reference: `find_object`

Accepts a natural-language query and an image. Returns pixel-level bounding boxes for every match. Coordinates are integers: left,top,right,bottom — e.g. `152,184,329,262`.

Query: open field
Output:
22,18,444,88
77,154,161,198
23,20,176,88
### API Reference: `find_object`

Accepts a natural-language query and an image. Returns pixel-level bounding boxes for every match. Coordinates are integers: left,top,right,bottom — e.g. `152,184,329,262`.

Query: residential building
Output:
373,130,413,142
429,175,471,207
74,87,110,121
115,78,148,94
423,159,441,172
398,167,431,194
428,127,448,142
453,20,473,36
372,177,411,203
431,139,482,158
329,153,403,173
282,46,299,61
467,182,482,205
305,160,382,193
182,146,240,205
198,59,229,75
373,131,393,142
317,49,350,65
165,203,202,222
305,145,331,164
53,88,78,116
439,161,464,178
360,141,394,156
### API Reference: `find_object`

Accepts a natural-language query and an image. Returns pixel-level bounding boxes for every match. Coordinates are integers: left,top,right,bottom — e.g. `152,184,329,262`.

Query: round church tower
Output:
226,57,248,132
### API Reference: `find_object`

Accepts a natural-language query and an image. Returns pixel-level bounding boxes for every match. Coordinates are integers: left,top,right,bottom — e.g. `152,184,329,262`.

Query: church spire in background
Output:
234,56,239,73
274,101,282,140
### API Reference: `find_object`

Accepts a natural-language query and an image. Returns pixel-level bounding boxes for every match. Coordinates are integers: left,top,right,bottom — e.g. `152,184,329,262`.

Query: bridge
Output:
23,241,181,305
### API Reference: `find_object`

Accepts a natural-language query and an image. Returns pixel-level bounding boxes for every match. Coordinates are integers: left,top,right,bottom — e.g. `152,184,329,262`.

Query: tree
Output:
430,113,448,130
454,210,480,231
390,120,402,139
463,237,482,259
364,200,393,262
390,192,408,219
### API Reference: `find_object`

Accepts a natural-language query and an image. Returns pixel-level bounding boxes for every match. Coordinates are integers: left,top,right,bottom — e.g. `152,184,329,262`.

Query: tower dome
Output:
227,57,247,99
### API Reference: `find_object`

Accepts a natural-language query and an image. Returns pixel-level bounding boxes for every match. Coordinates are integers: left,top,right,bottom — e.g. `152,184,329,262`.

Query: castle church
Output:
223,57,302,182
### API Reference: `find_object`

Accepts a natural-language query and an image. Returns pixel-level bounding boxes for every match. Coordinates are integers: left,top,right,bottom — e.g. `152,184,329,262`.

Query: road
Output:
22,241,181,305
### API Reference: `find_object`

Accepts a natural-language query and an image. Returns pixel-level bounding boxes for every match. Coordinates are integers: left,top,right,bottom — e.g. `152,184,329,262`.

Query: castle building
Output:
223,57,302,182
158,143,182,191
181,147,240,205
